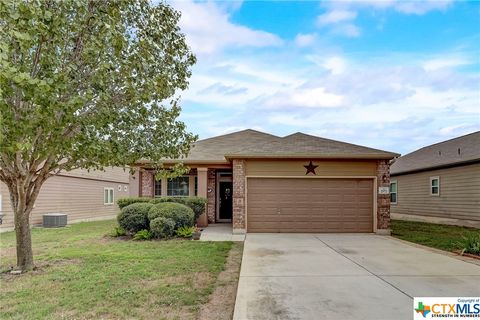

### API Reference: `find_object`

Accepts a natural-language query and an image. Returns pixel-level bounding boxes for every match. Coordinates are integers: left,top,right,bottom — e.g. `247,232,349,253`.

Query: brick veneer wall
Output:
232,159,246,232
376,160,391,232
140,170,154,197
207,169,216,223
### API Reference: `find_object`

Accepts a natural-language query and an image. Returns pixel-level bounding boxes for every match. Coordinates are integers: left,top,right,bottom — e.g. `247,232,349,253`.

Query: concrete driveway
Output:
233,234,480,320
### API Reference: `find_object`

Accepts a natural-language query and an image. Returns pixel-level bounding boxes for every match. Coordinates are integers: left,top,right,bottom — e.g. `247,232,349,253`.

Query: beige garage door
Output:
247,178,374,233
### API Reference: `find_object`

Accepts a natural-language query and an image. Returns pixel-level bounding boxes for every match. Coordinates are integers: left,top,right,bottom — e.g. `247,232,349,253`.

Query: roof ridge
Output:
196,129,280,143
282,131,397,155
403,130,480,156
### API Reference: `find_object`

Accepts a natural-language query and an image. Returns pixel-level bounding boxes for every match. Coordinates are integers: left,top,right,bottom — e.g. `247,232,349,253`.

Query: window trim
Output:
104,187,114,205
430,176,440,196
390,180,397,204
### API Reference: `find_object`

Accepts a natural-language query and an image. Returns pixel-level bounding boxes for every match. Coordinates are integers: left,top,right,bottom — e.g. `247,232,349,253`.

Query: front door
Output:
218,181,233,221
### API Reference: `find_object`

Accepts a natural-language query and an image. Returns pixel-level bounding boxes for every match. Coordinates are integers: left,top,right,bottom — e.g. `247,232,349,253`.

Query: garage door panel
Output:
247,178,373,233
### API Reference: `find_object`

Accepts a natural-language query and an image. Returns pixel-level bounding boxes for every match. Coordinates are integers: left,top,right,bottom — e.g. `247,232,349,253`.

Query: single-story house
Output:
132,129,399,234
0,167,132,232
390,131,480,228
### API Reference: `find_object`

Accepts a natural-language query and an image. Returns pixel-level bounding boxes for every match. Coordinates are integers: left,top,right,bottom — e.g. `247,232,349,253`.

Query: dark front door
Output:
219,181,233,221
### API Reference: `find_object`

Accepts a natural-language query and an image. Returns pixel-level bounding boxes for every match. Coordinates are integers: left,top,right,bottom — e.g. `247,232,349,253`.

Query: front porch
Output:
199,223,245,241
134,161,246,233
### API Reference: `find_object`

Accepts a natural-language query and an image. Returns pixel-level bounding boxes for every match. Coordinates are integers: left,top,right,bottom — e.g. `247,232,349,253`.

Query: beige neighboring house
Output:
390,131,480,228
133,129,399,234
0,167,132,232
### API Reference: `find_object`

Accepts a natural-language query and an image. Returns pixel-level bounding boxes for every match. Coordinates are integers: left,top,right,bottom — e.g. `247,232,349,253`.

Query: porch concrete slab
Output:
234,233,480,320
199,223,245,241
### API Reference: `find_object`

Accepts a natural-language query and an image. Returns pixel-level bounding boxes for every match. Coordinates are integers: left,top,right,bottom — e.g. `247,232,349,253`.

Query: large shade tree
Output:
0,0,196,271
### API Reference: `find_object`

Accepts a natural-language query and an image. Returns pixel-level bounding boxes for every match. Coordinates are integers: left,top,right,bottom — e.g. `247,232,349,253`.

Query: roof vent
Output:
438,150,441,156
458,148,461,155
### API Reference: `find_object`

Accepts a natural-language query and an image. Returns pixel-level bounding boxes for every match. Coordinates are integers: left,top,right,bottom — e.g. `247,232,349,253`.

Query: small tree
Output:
0,0,196,271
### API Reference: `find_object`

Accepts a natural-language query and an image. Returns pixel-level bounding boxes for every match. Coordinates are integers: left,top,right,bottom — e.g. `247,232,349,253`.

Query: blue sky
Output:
170,0,479,154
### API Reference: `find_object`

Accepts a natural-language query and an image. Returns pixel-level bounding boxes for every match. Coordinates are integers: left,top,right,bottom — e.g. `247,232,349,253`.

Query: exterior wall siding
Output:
232,160,246,232
245,159,377,176
0,170,130,230
391,163,480,227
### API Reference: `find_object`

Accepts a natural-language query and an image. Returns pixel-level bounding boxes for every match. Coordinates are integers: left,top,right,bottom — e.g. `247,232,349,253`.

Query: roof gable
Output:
391,131,480,175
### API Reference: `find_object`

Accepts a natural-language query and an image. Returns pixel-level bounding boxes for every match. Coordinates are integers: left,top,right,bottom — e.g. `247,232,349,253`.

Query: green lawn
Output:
0,220,235,320
391,219,480,253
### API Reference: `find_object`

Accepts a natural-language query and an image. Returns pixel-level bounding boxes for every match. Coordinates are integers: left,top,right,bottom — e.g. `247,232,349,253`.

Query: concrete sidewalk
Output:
233,234,480,320
199,223,245,241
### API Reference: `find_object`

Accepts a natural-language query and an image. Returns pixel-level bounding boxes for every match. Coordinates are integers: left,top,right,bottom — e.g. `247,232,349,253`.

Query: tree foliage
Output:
0,0,196,271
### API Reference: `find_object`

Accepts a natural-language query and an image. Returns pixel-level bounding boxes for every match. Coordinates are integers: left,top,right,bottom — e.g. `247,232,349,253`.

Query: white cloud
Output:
171,1,283,55
423,57,470,71
333,24,361,37
263,87,344,109
394,0,452,15
316,10,357,26
294,33,317,47
323,56,348,75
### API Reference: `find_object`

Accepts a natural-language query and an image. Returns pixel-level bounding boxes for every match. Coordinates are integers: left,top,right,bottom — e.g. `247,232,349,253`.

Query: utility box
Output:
43,213,67,228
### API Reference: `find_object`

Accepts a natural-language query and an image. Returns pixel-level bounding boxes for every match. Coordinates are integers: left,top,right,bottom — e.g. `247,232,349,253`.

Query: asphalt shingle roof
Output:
390,131,480,175
164,129,398,163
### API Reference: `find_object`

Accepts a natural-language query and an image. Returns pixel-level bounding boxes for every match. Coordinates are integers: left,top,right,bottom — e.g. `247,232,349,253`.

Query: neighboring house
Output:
0,167,132,231
132,129,398,234
390,131,480,228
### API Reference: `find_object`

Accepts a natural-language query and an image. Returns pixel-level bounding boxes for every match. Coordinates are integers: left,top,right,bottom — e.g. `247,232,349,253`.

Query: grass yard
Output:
391,219,480,253
0,220,240,320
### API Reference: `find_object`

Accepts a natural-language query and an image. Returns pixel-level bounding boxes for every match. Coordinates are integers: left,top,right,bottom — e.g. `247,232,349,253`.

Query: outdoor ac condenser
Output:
42,213,67,228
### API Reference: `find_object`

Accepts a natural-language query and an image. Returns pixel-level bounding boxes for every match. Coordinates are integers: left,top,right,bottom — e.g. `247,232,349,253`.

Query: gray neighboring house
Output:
390,131,480,228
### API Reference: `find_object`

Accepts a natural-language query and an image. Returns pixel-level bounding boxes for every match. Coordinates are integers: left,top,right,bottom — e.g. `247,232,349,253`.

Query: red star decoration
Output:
304,161,318,175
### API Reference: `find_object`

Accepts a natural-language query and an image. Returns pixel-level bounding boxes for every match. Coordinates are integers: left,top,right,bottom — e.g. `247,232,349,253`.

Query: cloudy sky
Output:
169,0,479,155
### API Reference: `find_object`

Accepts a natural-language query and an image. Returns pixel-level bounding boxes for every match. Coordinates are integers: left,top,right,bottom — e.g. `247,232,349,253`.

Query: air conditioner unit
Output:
43,213,67,228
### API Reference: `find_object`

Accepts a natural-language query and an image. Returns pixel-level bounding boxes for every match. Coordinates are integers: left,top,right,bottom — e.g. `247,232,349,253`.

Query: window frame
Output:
104,187,114,205
154,179,162,198
167,176,190,197
430,176,440,196
389,180,397,204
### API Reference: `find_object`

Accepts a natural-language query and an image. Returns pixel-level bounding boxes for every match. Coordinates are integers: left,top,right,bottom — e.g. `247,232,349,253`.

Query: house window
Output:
430,177,440,196
195,177,198,196
390,181,397,204
154,180,162,197
167,176,189,196
104,188,114,205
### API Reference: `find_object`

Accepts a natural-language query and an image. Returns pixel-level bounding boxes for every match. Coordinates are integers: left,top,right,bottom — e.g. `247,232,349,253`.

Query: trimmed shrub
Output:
150,217,176,239
150,196,185,205
117,197,152,209
117,202,153,234
148,202,194,229
150,197,207,220
183,197,207,220
133,229,152,241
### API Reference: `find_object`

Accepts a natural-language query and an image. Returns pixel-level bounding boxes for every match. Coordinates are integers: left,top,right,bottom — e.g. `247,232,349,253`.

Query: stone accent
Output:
232,159,246,232
140,170,154,197
207,169,216,223
376,160,391,232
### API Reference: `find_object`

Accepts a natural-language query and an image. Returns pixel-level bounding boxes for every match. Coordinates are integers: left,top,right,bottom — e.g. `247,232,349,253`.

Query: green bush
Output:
148,202,194,229
150,217,176,239
150,196,207,220
175,226,194,238
133,229,152,241
183,197,207,220
110,226,127,237
150,196,182,205
117,202,153,234
457,234,480,255
117,197,152,209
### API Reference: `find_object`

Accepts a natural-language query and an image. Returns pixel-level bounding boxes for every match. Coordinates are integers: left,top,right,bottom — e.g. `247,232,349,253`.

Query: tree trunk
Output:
14,207,34,271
